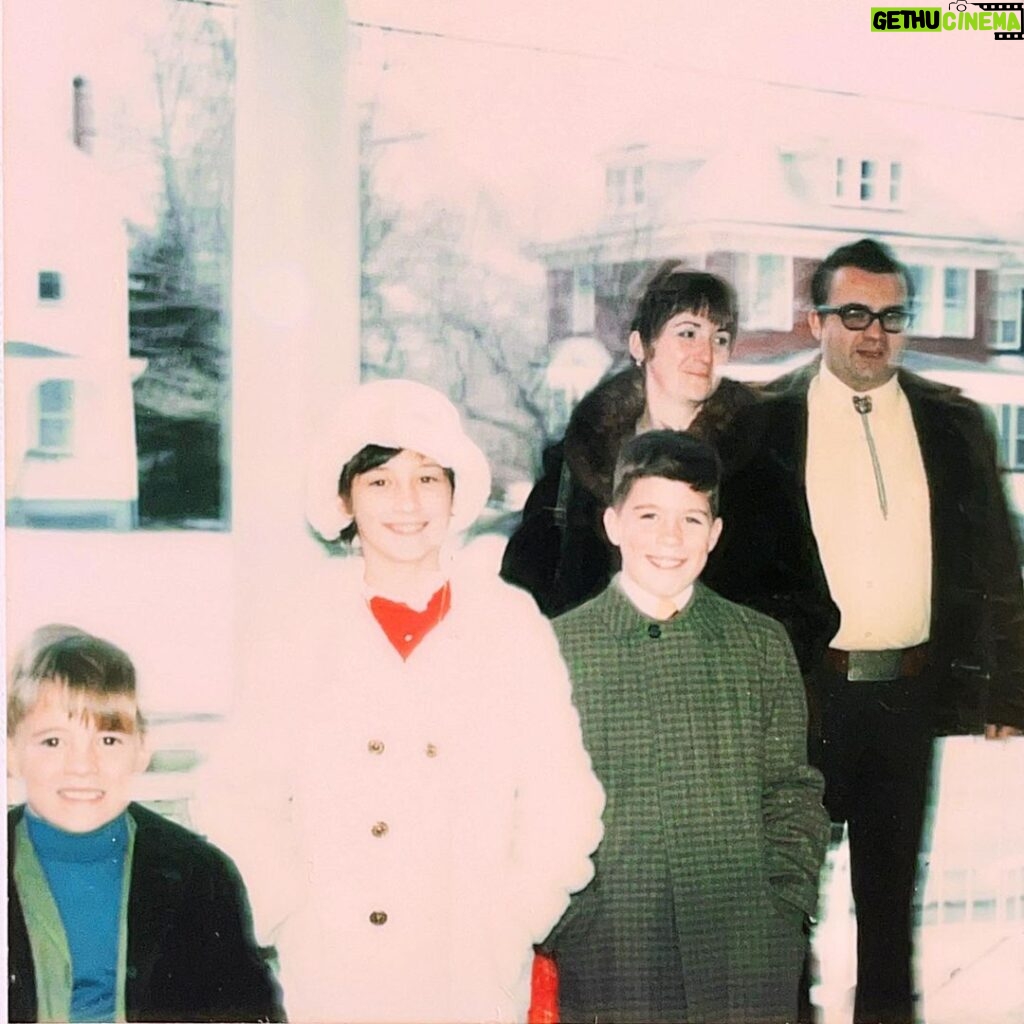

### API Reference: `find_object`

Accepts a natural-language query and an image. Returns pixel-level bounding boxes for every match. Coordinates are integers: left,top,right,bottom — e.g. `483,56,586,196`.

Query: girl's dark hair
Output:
611,430,721,516
337,444,456,543
631,262,739,351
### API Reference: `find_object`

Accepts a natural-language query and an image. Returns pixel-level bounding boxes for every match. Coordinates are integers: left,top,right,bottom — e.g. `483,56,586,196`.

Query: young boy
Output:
6,625,284,1023
545,430,829,1024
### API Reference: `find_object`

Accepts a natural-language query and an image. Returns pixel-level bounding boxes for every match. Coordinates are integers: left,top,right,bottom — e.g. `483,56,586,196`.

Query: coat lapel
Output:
762,362,814,486
898,370,959,561
124,806,183,1012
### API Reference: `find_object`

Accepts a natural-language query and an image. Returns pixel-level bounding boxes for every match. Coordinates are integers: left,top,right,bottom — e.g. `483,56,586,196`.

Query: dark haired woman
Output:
501,263,758,616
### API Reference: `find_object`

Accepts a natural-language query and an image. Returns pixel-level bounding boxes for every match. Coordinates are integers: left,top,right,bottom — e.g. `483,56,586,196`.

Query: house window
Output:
943,268,969,337
833,156,904,209
735,253,792,331
859,160,876,202
605,159,646,211
632,164,646,206
995,406,1024,470
572,264,595,334
906,263,973,337
889,162,903,204
36,379,74,454
907,264,930,323
990,277,1023,352
38,271,62,301
1007,407,1024,471
606,166,626,209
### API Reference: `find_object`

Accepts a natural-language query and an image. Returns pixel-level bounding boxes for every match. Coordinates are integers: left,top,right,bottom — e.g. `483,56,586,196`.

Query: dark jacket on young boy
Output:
8,802,284,1024
546,581,829,1024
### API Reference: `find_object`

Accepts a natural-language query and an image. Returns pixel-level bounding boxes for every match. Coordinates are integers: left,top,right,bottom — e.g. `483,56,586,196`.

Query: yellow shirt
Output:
806,364,931,651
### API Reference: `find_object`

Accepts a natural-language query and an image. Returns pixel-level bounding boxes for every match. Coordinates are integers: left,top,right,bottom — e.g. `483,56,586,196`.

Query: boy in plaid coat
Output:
545,431,829,1024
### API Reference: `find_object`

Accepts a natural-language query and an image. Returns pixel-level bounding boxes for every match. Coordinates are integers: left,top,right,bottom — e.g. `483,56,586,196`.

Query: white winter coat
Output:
200,555,604,1024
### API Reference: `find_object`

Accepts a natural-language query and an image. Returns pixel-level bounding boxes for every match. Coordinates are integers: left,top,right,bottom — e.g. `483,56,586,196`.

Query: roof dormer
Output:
605,144,648,213
832,154,904,210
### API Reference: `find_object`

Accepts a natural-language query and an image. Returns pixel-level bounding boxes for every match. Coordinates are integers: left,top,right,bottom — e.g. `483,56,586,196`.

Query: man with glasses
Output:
706,237,1024,1024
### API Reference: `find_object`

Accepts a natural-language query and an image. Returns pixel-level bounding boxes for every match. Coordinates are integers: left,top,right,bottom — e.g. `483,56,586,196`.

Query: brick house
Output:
536,132,1024,366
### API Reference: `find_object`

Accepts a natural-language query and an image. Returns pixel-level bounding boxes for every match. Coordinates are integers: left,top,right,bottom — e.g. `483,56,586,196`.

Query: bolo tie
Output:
853,395,888,520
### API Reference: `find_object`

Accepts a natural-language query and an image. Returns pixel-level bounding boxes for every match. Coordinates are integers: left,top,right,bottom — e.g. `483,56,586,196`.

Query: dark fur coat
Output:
501,369,758,617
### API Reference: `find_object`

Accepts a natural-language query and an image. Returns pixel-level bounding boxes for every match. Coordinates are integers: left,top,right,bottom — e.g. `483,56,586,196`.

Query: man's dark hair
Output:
631,262,739,352
810,238,914,308
337,444,456,543
611,430,721,515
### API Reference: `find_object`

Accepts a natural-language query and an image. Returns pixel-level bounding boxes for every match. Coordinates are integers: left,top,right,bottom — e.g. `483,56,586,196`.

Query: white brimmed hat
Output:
306,378,492,541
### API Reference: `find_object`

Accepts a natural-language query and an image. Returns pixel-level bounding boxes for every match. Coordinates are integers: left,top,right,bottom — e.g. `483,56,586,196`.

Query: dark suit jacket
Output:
706,360,1024,734
8,803,285,1023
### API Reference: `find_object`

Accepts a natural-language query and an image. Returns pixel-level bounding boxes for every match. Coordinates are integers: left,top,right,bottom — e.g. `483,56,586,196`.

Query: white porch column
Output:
230,0,359,703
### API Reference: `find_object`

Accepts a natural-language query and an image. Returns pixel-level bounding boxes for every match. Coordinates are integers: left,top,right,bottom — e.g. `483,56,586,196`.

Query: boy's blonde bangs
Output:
7,676,144,736
7,625,144,736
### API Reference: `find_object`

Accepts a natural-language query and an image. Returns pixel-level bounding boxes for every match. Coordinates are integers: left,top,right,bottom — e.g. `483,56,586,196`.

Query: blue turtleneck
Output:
25,810,129,1023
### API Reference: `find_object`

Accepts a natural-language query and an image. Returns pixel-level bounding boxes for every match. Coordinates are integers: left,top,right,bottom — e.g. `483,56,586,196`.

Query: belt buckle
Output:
847,649,902,682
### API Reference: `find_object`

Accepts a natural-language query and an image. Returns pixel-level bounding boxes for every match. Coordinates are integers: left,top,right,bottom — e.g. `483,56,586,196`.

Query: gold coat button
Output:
369,911,388,926
367,740,384,754
425,743,438,758
370,821,389,838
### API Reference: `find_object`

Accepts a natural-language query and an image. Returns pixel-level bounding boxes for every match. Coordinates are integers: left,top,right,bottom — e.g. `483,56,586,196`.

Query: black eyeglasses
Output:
816,304,911,333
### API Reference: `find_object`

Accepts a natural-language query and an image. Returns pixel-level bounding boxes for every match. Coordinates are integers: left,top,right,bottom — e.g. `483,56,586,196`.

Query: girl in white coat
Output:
207,379,604,1024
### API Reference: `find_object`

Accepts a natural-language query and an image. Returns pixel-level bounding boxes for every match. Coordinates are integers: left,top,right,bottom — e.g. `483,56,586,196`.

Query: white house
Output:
4,0,359,825
3,0,146,530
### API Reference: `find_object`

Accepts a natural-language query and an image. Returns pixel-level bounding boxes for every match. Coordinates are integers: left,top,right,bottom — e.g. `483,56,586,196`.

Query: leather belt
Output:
824,644,930,682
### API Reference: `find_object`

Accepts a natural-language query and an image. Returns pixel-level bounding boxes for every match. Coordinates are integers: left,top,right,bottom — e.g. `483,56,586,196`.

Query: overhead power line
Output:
350,17,1024,123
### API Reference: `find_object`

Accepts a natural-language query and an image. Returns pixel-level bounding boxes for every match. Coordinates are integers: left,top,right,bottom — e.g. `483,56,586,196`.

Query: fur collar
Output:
562,368,759,505
765,356,967,408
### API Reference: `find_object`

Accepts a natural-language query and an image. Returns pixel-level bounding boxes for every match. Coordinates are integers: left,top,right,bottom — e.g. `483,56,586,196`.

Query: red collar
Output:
369,582,452,660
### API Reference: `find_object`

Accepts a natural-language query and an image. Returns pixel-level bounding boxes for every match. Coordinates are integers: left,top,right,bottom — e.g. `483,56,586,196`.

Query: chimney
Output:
72,75,95,153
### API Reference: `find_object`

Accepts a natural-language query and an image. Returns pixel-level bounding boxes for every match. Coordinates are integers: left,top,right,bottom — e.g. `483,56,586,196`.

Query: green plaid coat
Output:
547,581,829,1024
